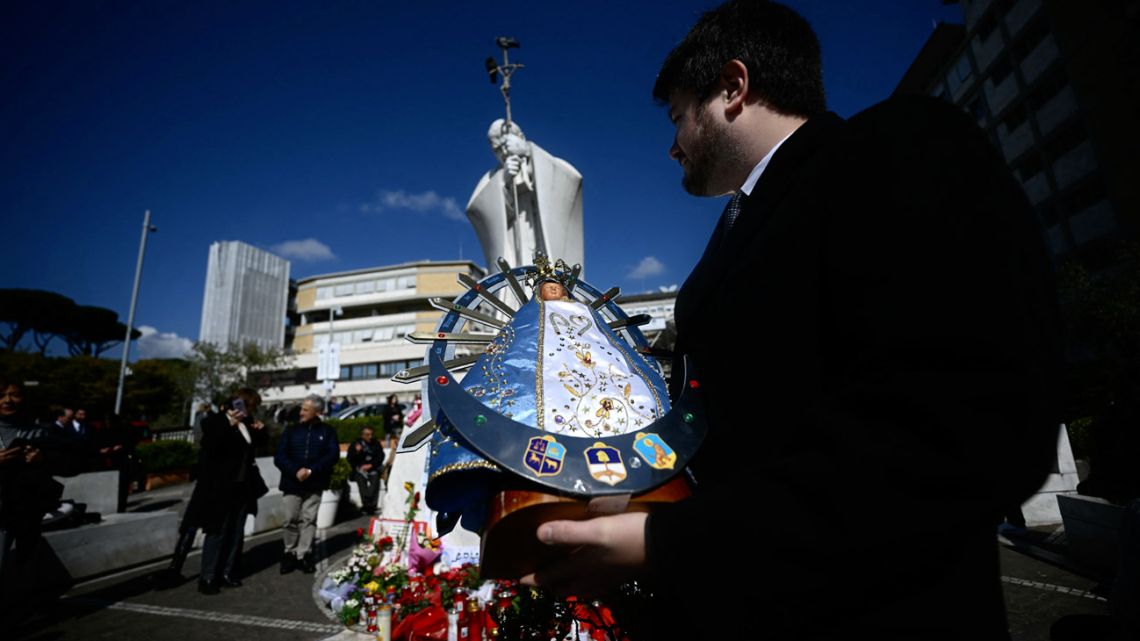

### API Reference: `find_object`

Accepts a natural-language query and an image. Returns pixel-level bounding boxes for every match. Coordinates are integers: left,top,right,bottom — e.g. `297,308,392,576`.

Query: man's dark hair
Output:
653,0,826,117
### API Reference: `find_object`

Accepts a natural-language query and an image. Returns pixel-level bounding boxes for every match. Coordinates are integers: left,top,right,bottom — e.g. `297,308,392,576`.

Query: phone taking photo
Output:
232,398,247,415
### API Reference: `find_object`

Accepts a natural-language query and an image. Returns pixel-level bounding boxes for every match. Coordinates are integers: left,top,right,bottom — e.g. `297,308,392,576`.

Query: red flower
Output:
356,527,365,537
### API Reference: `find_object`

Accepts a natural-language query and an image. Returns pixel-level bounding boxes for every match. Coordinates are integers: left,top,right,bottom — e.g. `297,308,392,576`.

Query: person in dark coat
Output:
0,381,84,624
274,394,338,575
158,388,267,593
519,3,1063,640
346,425,384,515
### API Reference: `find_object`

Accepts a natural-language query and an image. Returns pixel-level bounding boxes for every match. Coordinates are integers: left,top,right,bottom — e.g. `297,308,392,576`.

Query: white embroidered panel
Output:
536,300,664,438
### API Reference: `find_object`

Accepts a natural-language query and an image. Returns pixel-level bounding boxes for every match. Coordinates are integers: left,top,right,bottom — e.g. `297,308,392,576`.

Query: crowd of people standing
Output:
159,391,415,595
2,375,416,612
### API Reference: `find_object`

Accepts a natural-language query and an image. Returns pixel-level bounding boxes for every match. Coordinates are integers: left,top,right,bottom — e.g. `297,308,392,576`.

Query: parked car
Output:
333,403,386,420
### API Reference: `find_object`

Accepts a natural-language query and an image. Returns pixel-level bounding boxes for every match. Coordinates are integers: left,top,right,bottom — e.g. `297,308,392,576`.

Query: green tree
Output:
1057,240,1140,500
0,351,195,425
126,358,194,426
31,296,80,355
63,305,142,357
187,341,290,406
0,289,78,352
1057,240,1140,415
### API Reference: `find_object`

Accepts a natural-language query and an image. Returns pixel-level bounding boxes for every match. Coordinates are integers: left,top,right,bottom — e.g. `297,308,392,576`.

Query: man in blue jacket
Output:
275,394,339,574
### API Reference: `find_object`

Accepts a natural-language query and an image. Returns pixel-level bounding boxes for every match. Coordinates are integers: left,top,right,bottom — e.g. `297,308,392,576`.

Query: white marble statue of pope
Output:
465,120,584,273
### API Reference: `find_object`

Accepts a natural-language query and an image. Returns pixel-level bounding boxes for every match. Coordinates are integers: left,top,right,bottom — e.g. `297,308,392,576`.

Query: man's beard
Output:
681,108,743,197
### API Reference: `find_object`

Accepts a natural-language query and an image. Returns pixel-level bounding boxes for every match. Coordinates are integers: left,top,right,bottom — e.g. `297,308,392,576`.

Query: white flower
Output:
474,580,497,607
345,598,360,609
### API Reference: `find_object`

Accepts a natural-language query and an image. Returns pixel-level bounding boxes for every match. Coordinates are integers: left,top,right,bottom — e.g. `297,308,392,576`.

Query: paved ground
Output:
8,492,1121,640
13,512,369,641
1000,537,1111,641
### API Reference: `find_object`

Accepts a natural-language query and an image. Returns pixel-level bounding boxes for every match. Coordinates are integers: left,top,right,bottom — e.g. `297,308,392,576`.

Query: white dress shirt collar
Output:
740,130,795,196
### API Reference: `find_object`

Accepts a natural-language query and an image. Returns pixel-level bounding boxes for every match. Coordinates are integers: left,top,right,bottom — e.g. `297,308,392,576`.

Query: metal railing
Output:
152,428,195,443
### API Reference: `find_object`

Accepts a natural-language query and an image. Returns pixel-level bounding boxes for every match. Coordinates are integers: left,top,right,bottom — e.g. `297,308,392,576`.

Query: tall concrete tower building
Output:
198,241,290,350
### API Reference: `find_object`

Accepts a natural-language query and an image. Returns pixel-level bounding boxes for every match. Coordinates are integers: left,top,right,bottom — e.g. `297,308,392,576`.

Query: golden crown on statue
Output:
526,252,574,288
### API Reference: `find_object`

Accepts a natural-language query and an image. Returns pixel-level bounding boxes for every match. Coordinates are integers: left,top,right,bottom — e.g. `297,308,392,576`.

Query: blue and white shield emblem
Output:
584,442,627,486
633,432,677,470
524,435,565,477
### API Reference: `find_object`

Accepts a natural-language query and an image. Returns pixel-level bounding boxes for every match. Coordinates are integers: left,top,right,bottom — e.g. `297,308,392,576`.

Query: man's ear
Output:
718,59,749,119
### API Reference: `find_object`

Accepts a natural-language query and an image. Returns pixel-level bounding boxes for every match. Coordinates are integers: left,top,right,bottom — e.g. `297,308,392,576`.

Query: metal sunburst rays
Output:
391,258,658,447
457,272,517,318
496,257,529,306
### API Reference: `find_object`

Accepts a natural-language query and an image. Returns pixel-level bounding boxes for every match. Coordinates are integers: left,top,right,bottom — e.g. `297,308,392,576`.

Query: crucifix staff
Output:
484,36,527,267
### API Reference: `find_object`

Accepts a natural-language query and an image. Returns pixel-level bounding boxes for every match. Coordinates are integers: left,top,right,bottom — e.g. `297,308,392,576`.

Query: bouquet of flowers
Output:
321,480,634,640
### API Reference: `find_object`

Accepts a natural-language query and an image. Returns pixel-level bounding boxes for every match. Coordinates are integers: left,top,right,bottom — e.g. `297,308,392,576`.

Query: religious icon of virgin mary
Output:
401,254,707,577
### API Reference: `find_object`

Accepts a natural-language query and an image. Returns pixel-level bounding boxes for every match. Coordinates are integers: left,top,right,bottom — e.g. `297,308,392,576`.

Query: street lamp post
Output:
115,210,157,415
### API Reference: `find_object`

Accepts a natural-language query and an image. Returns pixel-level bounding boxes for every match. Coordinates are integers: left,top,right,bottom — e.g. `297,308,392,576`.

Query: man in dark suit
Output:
48,408,73,435
522,2,1063,639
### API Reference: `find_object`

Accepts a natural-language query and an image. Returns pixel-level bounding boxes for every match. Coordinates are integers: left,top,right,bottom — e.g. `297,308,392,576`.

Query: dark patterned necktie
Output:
720,191,744,245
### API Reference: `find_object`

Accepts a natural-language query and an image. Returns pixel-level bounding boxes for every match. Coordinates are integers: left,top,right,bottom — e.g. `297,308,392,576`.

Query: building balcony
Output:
1069,200,1117,246
971,29,1006,74
1020,34,1059,86
999,121,1036,163
1021,172,1051,205
985,74,1020,118
964,0,994,30
1052,140,1098,190
1035,85,1078,137
1004,0,1042,38
1043,224,1068,257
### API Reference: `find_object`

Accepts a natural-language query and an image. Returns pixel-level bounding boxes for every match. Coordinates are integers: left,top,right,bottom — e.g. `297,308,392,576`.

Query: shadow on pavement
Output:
13,569,158,641
321,529,360,563
131,499,184,513
237,537,284,576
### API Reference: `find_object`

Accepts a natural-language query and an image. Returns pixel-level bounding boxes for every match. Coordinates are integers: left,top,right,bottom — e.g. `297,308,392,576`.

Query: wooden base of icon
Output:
478,476,691,579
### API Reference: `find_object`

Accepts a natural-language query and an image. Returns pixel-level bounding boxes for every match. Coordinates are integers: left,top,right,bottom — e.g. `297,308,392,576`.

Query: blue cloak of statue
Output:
425,296,671,534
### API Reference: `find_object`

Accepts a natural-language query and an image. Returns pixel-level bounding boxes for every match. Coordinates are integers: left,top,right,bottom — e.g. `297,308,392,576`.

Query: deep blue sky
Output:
1,1,962,359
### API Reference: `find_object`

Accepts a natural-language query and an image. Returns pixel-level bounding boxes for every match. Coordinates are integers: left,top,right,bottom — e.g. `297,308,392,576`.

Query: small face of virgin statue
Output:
539,282,567,302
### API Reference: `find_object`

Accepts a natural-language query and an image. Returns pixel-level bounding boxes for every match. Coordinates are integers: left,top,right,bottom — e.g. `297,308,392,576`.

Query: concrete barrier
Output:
242,458,287,535
1058,493,1124,576
45,457,299,580
255,456,281,490
45,511,180,580
55,470,122,515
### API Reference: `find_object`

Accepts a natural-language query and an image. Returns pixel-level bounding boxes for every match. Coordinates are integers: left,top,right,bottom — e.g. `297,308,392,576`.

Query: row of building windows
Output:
339,359,421,381
312,324,417,347
1037,175,1107,227
974,0,1032,44
315,275,416,300
980,8,1048,92
623,304,675,318
259,358,421,386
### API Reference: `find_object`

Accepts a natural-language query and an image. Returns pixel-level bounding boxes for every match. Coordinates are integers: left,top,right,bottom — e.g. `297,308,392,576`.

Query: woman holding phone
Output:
157,388,267,593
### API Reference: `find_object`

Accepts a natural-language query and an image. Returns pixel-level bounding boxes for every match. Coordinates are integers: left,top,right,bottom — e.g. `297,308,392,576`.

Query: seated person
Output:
347,426,384,515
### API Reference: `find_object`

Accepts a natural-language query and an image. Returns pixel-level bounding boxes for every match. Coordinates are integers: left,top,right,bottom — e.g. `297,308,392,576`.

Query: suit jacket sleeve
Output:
646,97,1062,608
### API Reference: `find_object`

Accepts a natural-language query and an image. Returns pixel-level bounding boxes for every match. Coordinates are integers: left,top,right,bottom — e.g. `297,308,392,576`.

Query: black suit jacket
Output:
644,96,1062,639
